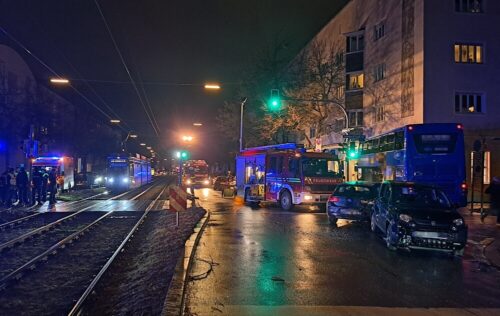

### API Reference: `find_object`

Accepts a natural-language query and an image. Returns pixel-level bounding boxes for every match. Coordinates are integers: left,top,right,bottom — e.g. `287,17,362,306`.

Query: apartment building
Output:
307,0,500,187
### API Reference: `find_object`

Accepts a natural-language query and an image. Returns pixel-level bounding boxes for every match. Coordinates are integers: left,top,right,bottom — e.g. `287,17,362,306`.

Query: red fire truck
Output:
183,160,211,187
236,143,343,210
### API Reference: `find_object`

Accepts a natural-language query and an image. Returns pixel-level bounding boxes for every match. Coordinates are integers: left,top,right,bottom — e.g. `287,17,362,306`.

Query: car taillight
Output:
461,182,467,191
329,196,340,203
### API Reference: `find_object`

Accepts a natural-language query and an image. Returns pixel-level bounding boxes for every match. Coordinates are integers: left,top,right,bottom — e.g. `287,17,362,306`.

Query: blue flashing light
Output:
0,140,6,152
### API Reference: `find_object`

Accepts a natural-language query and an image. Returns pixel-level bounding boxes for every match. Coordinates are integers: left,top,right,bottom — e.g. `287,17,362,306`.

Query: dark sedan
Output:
326,182,379,226
371,182,467,256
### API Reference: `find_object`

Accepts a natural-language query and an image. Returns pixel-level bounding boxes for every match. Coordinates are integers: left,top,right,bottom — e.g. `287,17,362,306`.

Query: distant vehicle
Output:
371,182,467,256
105,155,151,190
213,176,229,191
183,160,210,187
326,182,380,226
32,156,74,190
75,172,105,189
357,123,467,207
236,143,343,211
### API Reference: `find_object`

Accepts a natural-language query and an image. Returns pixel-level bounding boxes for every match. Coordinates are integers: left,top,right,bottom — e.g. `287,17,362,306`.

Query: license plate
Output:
412,231,448,239
341,209,361,215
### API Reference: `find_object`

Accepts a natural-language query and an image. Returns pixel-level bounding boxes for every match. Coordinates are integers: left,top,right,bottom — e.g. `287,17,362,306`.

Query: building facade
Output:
306,0,499,189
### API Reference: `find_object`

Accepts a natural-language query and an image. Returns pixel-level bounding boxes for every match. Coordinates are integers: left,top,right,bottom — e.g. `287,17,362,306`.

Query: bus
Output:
106,155,151,190
357,123,467,206
236,143,343,210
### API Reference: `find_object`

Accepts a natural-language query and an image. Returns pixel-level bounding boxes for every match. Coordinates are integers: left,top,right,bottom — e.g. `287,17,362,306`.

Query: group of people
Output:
0,166,58,208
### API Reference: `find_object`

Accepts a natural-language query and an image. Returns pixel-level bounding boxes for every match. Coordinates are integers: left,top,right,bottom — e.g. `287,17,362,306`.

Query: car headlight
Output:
122,178,129,183
399,214,412,223
203,179,210,185
108,177,114,183
453,218,464,226
94,177,103,184
186,179,191,185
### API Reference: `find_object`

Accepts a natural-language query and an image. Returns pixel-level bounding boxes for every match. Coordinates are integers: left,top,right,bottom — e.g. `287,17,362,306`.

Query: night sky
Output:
1,0,347,161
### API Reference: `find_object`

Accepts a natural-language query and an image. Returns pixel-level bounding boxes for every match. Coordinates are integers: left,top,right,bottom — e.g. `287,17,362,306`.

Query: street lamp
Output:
193,122,203,127
110,119,121,124
239,97,247,152
146,146,152,150
140,143,146,146
204,84,221,90
182,135,193,142
130,134,138,138
50,78,70,84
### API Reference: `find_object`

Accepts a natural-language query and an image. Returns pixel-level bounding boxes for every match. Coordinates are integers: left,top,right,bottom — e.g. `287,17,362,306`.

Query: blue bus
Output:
106,155,152,190
357,123,467,206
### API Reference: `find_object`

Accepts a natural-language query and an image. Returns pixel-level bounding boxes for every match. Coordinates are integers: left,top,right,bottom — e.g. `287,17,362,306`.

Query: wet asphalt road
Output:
185,189,500,315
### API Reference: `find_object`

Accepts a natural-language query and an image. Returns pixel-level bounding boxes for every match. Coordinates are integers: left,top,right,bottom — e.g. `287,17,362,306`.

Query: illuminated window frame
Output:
454,43,483,64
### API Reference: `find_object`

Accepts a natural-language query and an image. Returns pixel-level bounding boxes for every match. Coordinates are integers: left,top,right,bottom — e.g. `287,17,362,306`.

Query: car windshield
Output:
301,158,341,178
335,185,377,198
391,185,451,209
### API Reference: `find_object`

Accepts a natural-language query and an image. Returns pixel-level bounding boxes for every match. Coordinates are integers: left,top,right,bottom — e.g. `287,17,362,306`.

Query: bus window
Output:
395,131,404,150
268,157,277,174
386,133,395,151
277,156,283,175
413,134,457,153
372,138,380,152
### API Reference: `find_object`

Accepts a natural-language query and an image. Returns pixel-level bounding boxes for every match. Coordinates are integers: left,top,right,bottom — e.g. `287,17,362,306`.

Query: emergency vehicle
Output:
236,143,343,210
32,156,75,190
183,160,211,187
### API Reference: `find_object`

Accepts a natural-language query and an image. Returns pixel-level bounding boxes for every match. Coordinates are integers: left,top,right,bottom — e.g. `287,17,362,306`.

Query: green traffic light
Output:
269,98,280,111
347,150,359,159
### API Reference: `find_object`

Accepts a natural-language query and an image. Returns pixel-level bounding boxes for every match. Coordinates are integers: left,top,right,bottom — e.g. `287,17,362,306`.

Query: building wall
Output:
423,0,500,187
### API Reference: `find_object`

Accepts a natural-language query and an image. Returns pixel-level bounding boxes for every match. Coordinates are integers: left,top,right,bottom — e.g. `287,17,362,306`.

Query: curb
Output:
161,209,210,316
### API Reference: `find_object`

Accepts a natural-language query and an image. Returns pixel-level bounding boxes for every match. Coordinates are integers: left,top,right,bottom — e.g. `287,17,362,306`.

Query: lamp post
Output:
239,97,247,152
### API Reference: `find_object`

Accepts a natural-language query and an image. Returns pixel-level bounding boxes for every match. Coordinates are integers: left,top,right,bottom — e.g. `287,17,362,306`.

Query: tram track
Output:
0,178,171,314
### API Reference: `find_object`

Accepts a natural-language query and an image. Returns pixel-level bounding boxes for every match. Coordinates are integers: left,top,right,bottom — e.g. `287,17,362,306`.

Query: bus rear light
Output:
461,182,467,191
457,124,463,129
408,125,413,131
328,196,340,203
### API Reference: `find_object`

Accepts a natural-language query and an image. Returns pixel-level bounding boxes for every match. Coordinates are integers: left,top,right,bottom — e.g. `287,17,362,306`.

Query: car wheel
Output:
329,216,338,226
370,212,379,233
280,190,293,211
385,222,397,251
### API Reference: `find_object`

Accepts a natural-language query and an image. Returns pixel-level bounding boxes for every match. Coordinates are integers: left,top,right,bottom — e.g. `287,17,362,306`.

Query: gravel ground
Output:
57,187,107,201
0,212,105,279
0,212,70,244
82,207,206,315
0,211,144,315
0,209,34,225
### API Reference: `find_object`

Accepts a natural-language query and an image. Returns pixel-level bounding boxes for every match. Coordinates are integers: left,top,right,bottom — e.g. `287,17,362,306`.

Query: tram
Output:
105,154,152,190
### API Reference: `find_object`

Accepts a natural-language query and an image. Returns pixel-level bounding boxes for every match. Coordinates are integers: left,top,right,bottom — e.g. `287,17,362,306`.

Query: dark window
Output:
455,0,483,13
455,92,485,113
395,131,405,150
413,134,458,154
269,157,277,173
374,23,385,41
277,156,284,175
346,34,364,53
289,158,299,178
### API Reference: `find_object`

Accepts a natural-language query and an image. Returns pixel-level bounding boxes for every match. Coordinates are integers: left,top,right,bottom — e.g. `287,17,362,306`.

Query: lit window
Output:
374,63,386,82
455,92,484,114
336,85,345,98
374,23,385,41
454,44,483,63
470,151,490,184
348,110,364,127
455,0,483,13
347,73,364,90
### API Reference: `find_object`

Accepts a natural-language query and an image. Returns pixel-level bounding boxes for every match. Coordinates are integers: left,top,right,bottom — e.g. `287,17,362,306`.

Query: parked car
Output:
326,182,380,226
213,176,229,191
371,181,467,256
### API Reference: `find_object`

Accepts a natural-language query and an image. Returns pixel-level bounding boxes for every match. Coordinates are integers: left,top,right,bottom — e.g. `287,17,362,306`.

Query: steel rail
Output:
0,182,160,290
67,184,168,316
0,191,108,231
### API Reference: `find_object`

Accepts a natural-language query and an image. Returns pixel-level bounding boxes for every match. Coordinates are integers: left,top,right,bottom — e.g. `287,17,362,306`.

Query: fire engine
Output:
32,156,75,190
183,160,211,187
236,143,343,210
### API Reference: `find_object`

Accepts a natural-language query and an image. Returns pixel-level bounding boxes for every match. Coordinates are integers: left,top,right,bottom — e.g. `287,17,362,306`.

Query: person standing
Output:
5,168,16,207
41,170,48,202
48,169,57,205
31,168,43,205
486,176,500,225
16,167,29,207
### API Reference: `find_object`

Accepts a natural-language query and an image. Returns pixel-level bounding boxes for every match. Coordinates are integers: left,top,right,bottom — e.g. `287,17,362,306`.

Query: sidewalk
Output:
460,206,500,269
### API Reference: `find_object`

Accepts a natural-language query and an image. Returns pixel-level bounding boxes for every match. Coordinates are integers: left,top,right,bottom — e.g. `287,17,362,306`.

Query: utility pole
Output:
239,97,247,152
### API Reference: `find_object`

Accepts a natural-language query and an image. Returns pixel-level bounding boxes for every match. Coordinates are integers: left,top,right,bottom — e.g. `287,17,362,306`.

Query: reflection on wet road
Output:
186,189,500,315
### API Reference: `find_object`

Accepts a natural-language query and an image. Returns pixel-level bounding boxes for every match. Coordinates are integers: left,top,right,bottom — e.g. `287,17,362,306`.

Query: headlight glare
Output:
399,214,412,223
453,218,464,226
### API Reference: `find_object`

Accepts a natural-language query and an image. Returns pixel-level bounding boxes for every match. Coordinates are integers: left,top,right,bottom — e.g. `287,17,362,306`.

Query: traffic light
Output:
268,89,281,112
176,150,189,160
347,142,359,160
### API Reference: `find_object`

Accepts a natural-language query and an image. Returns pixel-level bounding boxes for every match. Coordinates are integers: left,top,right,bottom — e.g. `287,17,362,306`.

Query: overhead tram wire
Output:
61,55,132,130
0,26,124,130
136,70,161,138
94,0,160,138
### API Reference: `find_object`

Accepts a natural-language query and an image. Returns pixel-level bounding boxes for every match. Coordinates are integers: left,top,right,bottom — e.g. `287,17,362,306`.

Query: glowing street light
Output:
50,77,70,84
130,134,138,138
140,143,146,146
193,122,203,127
182,135,193,142
110,119,121,124
204,84,220,90
146,146,152,150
